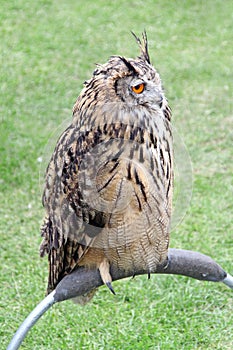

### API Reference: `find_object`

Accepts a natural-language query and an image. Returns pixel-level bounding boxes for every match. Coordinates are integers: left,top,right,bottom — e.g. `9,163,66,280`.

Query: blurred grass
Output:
0,0,232,349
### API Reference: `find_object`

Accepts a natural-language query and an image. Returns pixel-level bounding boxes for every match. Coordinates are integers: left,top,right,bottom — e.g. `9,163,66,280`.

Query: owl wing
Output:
40,122,106,293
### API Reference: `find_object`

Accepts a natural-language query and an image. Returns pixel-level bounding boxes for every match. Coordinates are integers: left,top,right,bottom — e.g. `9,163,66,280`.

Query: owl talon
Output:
99,258,115,295
106,282,116,295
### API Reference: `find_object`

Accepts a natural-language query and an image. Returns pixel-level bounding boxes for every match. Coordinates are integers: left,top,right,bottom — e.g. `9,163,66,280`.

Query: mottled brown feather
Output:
40,33,173,300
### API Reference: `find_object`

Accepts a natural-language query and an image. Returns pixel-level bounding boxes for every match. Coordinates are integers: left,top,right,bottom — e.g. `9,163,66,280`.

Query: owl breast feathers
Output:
40,32,173,303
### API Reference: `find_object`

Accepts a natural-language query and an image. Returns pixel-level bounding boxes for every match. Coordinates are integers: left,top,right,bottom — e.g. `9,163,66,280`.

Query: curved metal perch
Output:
7,248,233,350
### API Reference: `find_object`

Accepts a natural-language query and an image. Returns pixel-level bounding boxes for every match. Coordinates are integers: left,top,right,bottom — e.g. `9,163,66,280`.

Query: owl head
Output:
74,32,166,116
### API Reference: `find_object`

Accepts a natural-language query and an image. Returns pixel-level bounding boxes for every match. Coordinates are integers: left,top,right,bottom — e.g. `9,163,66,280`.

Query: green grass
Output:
1,0,232,349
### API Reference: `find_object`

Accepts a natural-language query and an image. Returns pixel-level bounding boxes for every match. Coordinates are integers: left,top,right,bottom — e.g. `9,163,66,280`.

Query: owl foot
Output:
99,258,116,295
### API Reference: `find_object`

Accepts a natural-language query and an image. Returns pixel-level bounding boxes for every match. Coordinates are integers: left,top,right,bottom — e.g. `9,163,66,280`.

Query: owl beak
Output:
153,90,163,108
158,97,163,108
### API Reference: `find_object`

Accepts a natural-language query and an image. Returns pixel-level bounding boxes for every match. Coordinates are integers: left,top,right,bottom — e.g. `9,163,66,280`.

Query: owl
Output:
40,32,173,303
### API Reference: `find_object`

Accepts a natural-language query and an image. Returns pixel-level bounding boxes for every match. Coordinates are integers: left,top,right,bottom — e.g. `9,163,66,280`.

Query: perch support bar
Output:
7,248,233,350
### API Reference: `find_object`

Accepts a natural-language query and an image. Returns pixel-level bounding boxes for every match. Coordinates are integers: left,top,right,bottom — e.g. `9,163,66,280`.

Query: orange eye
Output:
131,83,145,94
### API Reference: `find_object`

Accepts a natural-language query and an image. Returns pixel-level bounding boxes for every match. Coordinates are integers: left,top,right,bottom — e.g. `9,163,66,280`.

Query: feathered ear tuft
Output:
131,30,151,64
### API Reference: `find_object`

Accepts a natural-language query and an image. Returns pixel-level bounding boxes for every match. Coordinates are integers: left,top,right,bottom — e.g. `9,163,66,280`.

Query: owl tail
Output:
72,288,97,305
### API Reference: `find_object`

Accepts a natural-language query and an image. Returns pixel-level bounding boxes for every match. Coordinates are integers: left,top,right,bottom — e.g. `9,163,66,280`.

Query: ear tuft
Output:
131,30,150,64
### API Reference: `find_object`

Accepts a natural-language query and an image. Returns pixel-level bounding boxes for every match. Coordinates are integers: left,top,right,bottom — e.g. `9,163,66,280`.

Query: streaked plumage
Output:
40,32,173,303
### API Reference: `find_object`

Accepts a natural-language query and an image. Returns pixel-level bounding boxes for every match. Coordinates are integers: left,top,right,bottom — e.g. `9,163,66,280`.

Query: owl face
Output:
74,32,167,120
112,57,164,110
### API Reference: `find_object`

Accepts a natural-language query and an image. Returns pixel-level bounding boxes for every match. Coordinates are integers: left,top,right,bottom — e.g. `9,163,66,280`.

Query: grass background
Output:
1,0,232,349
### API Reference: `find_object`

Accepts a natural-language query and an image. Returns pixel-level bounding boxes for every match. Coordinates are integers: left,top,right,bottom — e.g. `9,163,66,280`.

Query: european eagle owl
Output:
40,32,173,303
